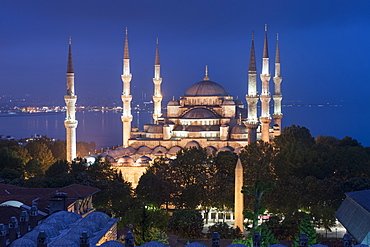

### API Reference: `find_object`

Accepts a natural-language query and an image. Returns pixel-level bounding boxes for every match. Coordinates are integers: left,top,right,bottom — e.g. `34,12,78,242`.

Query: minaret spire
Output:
121,28,133,147
246,31,259,144
152,38,163,124
260,24,272,142
273,33,283,136
64,37,78,162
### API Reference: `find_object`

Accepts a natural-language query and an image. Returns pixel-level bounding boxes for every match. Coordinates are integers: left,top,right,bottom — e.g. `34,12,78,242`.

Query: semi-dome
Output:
183,108,218,119
184,80,229,96
147,124,163,133
231,124,248,134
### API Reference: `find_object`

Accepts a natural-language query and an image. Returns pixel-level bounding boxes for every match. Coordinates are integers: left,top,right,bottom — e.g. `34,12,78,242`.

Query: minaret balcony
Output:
64,120,78,128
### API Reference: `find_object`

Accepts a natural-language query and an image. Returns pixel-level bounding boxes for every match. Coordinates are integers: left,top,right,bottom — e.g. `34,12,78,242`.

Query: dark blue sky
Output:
1,1,370,146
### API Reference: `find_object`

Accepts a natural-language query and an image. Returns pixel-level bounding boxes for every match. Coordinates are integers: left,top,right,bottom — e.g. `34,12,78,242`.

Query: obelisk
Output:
234,158,244,234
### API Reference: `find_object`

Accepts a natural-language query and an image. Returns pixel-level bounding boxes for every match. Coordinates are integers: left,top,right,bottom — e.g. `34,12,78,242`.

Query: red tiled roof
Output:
0,183,100,213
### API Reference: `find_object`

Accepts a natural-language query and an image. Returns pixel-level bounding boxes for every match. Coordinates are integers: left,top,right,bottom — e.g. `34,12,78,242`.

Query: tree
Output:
25,141,56,172
240,141,276,229
210,151,238,209
24,159,44,178
293,215,319,247
49,140,66,160
45,160,70,178
167,210,204,238
0,148,24,173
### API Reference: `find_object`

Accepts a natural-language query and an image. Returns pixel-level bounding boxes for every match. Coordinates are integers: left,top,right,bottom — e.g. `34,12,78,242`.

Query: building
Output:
83,26,283,187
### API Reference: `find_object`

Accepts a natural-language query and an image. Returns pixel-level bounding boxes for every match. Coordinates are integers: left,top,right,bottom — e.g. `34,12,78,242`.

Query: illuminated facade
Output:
96,27,283,187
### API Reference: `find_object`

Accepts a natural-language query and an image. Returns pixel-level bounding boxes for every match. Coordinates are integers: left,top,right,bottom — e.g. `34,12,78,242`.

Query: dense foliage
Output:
167,210,204,238
1,124,370,240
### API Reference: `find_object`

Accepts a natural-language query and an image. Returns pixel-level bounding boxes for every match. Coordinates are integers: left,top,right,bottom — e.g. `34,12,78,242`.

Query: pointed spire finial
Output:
263,25,269,58
203,65,210,81
155,38,160,65
275,33,280,63
124,27,129,59
67,37,74,73
249,31,256,71
238,113,242,125
172,96,175,101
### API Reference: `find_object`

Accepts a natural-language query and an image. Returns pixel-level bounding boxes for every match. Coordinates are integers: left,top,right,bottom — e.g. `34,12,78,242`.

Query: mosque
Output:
65,27,283,187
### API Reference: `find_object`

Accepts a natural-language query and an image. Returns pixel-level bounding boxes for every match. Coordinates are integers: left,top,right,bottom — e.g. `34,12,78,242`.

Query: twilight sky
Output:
1,1,370,146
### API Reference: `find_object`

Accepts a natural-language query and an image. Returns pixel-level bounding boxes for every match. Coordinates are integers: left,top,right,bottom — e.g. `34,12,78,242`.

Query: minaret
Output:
64,37,78,162
152,38,163,124
259,25,272,142
121,28,133,147
272,33,283,136
234,158,244,234
245,31,259,144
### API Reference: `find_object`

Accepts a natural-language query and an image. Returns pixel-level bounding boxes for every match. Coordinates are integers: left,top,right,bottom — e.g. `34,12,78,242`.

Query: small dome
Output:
100,241,126,247
147,124,163,133
167,99,180,106
118,156,134,164
143,241,167,247
136,146,152,155
234,147,244,154
104,155,116,163
64,232,84,243
76,219,100,232
136,156,152,164
205,146,217,155
184,80,229,96
33,223,59,238
66,226,93,237
222,99,235,105
23,230,49,243
186,242,207,247
234,98,243,106
41,218,67,230
50,238,79,247
185,141,200,149
231,124,248,134
152,146,168,155
117,147,136,155
84,212,110,228
217,146,234,153
46,210,81,225
227,244,248,247
168,146,182,155
84,155,96,164
183,108,218,119
9,238,36,247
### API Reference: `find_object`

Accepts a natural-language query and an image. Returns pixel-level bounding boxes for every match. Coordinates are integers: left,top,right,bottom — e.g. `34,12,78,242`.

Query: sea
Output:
1,105,369,148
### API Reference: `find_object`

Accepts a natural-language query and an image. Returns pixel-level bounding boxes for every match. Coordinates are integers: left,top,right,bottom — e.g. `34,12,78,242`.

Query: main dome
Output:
184,80,229,96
